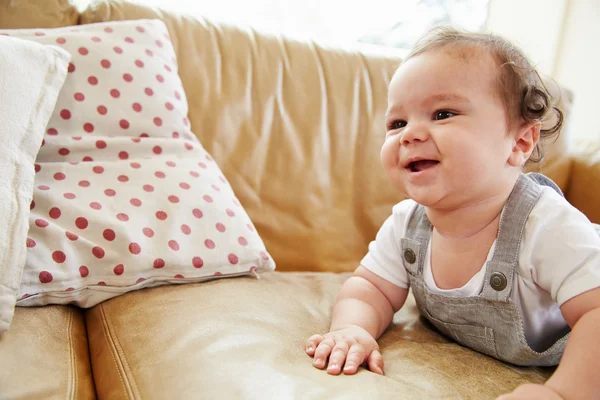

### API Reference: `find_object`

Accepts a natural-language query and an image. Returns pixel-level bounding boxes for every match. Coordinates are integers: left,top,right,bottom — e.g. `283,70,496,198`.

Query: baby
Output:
305,26,600,399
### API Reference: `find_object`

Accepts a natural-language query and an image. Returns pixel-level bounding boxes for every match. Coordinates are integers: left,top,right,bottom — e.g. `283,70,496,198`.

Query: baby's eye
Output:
388,120,407,130
433,110,456,120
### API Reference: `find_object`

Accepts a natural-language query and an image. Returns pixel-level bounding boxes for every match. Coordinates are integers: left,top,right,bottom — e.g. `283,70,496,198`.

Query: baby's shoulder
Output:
517,185,600,276
517,186,600,300
527,185,591,231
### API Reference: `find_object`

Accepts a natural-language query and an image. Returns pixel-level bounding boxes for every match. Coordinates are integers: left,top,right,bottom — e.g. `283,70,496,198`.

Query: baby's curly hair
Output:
405,26,563,164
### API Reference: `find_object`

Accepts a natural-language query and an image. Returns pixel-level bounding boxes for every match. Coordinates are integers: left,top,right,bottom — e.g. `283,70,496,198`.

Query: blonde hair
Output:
405,26,563,163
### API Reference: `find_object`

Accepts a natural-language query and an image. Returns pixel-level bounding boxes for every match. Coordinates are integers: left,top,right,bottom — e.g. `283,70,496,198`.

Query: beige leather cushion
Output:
0,305,95,400
0,0,78,29
81,1,576,274
85,271,552,399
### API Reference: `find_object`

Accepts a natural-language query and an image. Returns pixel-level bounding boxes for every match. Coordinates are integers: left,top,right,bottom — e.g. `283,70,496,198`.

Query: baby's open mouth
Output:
406,160,440,173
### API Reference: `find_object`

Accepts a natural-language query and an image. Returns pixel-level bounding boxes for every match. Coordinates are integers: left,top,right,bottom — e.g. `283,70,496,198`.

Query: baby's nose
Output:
401,123,429,145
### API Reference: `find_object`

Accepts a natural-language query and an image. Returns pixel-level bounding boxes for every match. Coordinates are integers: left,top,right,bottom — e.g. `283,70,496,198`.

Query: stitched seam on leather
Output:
99,304,137,399
107,313,141,398
73,311,78,400
66,307,76,400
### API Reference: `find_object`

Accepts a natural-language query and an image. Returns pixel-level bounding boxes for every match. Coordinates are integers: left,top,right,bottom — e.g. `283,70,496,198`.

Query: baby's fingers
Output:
342,343,366,375
326,341,350,375
313,337,335,369
305,334,325,356
367,349,384,375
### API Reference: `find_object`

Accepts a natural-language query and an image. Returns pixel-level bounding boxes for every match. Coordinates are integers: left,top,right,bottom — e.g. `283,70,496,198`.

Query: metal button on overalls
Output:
490,272,507,291
404,248,416,264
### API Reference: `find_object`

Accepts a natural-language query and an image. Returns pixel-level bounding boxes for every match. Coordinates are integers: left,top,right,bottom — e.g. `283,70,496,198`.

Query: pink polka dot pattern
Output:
7,20,274,307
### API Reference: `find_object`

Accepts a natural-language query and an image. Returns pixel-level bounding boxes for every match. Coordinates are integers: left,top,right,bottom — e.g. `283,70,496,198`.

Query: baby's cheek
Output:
380,139,398,168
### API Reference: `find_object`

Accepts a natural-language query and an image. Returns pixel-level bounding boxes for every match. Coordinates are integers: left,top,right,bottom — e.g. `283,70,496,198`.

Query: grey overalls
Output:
400,173,568,366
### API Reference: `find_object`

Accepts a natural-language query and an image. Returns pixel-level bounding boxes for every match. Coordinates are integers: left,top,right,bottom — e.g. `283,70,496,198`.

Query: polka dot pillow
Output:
0,20,275,307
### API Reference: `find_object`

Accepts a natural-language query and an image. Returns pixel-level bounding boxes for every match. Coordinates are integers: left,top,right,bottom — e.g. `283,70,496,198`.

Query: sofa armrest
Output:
565,139,600,223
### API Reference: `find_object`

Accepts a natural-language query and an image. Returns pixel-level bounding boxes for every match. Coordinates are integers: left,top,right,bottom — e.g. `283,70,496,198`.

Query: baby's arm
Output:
500,203,600,400
305,265,408,375
543,287,600,399
499,288,600,400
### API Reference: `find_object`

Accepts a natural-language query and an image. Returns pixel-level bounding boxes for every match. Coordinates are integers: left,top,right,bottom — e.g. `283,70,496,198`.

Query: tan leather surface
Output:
566,140,600,223
0,0,79,29
0,305,95,400
85,271,552,399
81,1,580,275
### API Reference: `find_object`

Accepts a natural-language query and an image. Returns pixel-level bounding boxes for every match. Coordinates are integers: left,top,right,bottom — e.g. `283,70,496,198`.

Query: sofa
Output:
1,1,599,399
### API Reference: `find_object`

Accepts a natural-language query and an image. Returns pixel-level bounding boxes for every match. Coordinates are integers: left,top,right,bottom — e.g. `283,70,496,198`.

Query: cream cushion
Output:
0,35,70,332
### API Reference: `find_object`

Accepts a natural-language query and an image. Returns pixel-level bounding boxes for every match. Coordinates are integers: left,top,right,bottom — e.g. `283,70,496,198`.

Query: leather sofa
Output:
1,1,599,399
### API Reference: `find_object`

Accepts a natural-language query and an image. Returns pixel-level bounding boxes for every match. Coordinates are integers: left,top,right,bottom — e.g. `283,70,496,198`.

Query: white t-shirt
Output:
361,186,600,352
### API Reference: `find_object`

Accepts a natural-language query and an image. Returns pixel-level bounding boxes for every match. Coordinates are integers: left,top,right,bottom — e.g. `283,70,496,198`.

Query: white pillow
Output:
0,35,70,332
0,20,275,308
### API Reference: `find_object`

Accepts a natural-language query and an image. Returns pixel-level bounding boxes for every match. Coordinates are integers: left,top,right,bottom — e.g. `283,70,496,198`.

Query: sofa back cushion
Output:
81,1,573,273
0,0,79,29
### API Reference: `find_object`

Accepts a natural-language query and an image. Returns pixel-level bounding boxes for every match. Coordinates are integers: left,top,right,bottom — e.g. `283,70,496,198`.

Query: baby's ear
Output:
508,121,541,167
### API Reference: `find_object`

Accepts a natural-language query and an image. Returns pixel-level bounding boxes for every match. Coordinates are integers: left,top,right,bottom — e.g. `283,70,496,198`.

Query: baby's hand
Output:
305,325,383,375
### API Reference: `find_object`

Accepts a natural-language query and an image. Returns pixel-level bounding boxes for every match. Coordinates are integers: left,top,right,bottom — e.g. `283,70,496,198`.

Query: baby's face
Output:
381,47,519,209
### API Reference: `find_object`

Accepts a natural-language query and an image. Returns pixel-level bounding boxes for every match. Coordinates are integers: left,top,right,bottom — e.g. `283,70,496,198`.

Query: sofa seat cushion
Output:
0,305,95,400
85,271,552,399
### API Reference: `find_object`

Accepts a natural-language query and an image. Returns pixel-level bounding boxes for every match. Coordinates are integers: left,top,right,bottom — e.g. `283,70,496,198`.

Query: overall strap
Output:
526,172,564,197
401,204,432,277
482,174,543,302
